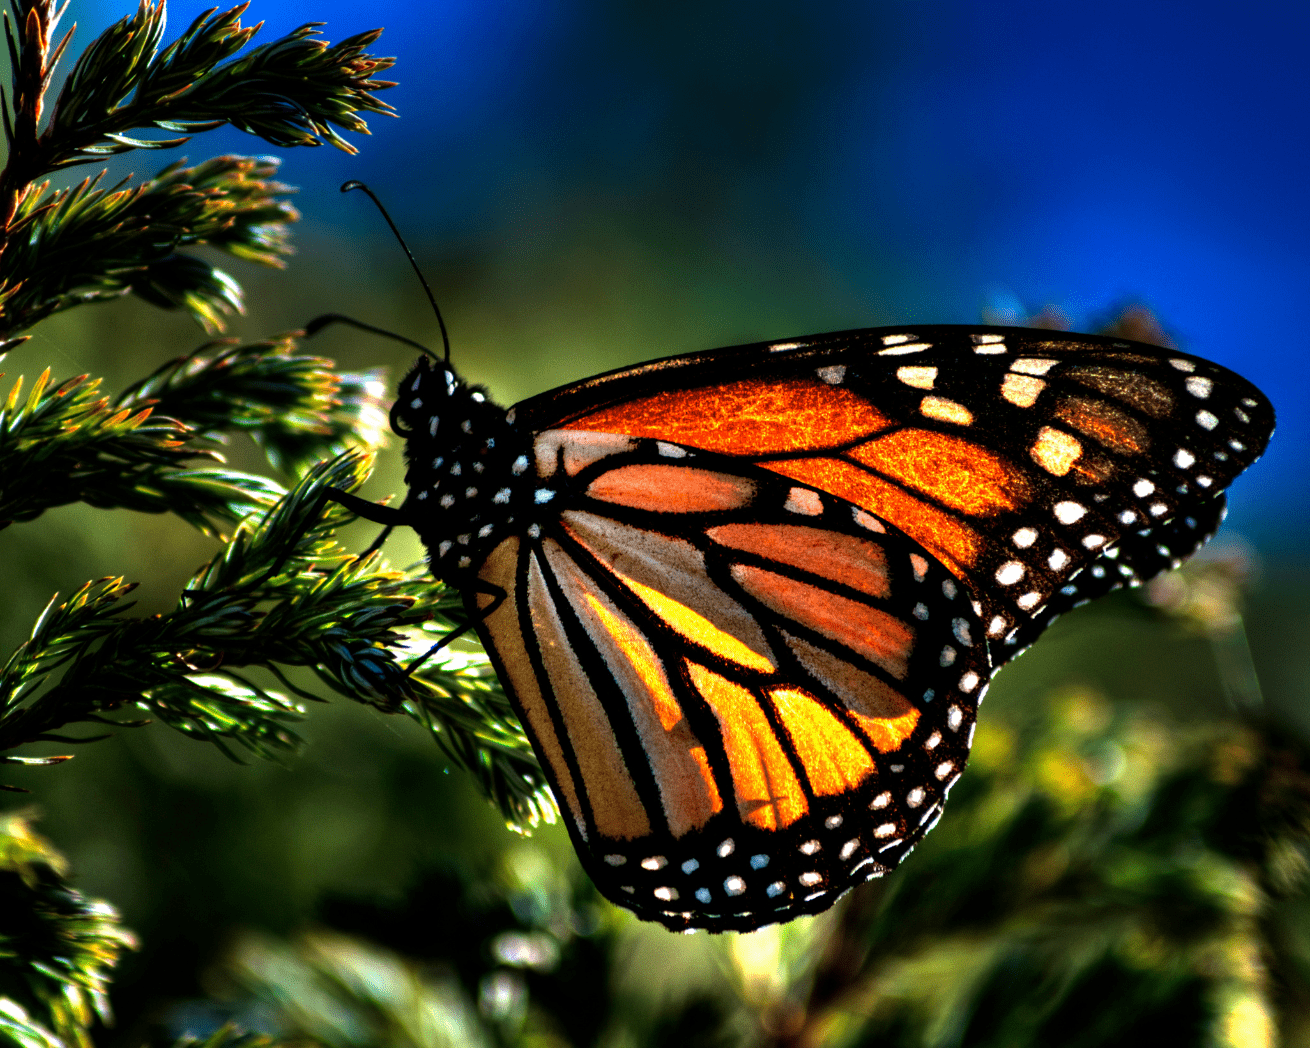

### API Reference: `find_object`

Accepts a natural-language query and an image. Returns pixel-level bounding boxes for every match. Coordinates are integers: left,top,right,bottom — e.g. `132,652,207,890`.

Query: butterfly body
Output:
380,326,1273,932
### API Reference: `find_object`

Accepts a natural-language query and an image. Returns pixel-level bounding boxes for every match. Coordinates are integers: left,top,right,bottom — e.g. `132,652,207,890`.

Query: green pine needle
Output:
0,811,138,1048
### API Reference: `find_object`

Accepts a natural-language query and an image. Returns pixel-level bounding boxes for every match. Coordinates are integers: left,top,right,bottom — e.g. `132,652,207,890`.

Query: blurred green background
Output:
2,1,1308,1044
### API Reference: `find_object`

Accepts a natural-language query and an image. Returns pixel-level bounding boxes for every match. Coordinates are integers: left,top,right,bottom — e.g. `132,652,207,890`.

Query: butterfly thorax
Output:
391,357,540,582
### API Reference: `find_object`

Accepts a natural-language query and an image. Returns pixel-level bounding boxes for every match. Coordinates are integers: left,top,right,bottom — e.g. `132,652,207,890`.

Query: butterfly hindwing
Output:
518,327,1273,664
471,431,989,931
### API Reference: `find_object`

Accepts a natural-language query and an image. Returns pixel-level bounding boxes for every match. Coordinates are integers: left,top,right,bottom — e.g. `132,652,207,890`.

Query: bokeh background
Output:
4,1,1309,1044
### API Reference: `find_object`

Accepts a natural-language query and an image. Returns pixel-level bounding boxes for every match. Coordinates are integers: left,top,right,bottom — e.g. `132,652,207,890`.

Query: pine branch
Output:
117,331,392,474
0,811,137,1048
0,366,283,535
0,328,393,533
0,155,299,338
45,3,396,167
0,454,551,828
0,1,393,194
0,1,395,341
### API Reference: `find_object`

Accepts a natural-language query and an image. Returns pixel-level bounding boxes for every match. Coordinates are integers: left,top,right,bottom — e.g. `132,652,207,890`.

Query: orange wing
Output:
472,430,989,931
518,328,1273,663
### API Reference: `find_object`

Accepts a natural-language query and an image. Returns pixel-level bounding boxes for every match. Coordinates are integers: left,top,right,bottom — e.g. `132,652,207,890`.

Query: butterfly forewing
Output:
518,328,1273,664
473,432,988,931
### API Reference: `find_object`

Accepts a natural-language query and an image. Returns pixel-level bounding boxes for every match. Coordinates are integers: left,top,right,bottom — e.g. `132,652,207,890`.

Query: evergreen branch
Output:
0,155,298,338
14,2,393,179
401,629,554,830
0,368,284,535
0,455,550,826
171,1026,285,1048
0,811,138,1048
117,331,391,473
0,1,70,229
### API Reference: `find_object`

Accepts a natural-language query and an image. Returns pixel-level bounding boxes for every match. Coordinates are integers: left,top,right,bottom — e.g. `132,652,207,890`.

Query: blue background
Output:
77,0,1310,553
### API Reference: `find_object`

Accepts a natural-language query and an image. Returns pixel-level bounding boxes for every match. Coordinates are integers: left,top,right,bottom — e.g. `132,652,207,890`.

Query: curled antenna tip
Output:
341,179,365,193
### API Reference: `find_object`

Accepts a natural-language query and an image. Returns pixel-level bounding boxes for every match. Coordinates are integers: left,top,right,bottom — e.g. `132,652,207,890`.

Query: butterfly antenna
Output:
341,180,452,364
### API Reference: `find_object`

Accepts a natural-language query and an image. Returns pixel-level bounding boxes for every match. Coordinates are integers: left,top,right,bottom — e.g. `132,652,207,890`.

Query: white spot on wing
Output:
1011,357,1057,376
1054,501,1087,524
1002,373,1045,407
996,561,1025,585
896,365,937,389
785,487,824,516
853,508,886,532
920,396,973,425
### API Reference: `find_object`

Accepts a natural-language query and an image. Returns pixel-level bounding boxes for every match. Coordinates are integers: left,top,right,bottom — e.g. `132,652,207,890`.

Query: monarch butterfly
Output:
338,323,1273,932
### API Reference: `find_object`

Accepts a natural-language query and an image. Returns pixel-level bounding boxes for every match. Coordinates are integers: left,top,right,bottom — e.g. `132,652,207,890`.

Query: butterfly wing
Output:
513,327,1274,665
470,430,990,931
997,492,1229,664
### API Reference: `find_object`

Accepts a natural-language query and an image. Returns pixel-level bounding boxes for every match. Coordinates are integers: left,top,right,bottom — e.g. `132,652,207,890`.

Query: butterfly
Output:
335,324,1273,932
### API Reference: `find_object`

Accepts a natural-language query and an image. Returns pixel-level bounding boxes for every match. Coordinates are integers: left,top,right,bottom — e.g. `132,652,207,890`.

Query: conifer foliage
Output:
0,3,549,1043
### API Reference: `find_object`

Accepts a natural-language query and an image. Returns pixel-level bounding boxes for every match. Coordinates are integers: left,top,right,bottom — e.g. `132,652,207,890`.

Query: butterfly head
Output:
391,355,532,578
389,355,509,443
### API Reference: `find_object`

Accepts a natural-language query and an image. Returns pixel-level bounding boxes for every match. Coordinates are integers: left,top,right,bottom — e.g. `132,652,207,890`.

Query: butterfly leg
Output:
322,486,411,557
404,578,506,677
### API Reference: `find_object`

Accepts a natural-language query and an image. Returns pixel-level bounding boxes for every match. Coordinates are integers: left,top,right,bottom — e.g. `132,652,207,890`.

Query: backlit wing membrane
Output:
473,431,990,931
515,327,1273,666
